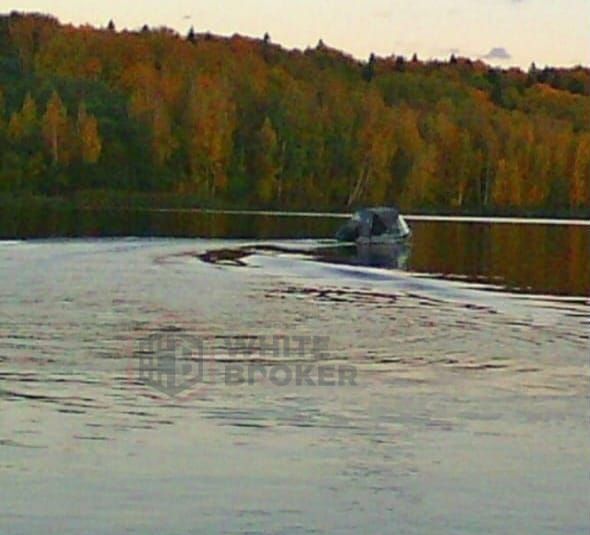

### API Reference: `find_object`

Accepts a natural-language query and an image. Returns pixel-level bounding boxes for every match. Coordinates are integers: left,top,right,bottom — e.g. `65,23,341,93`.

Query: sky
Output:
5,0,589,68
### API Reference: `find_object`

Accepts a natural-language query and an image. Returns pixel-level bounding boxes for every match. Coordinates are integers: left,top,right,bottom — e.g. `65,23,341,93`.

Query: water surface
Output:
0,210,588,534
1,206,588,295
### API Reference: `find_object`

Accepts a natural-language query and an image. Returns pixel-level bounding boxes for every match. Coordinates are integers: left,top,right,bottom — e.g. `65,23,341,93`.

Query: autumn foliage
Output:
0,12,589,214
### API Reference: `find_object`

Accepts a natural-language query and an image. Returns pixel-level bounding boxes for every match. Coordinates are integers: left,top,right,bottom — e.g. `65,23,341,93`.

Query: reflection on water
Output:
314,242,411,270
0,210,589,534
410,221,590,296
1,206,587,295
0,206,338,240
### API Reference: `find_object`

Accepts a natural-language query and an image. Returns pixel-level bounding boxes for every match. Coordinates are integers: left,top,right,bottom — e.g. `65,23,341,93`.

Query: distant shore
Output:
1,192,588,220
1,14,588,219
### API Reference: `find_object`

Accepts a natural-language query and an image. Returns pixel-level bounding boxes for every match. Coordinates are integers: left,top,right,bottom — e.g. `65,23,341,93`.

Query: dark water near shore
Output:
0,209,588,534
1,206,588,295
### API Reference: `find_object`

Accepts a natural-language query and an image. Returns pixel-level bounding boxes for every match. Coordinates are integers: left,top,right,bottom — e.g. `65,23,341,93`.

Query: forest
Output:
0,12,589,214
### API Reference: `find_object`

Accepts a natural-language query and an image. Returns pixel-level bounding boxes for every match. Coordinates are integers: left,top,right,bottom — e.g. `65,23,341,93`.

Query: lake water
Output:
0,209,589,534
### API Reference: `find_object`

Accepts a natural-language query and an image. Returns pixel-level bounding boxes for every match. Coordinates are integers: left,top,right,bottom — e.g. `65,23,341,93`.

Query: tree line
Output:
0,12,589,214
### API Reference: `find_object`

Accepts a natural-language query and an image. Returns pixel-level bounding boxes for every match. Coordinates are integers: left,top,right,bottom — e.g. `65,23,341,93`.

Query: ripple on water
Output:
0,237,588,534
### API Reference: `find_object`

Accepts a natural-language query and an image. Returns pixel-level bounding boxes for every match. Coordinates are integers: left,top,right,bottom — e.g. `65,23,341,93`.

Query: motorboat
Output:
335,207,411,244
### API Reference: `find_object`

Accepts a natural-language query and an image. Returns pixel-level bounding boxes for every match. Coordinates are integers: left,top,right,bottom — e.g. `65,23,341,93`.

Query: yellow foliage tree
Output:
348,91,396,206
152,102,177,166
185,74,236,196
125,63,178,166
254,117,280,203
77,102,102,164
8,93,38,142
404,143,439,206
571,134,590,209
42,91,71,165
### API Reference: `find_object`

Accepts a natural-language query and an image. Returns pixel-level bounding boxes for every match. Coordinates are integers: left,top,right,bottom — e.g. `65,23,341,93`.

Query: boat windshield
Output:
397,216,410,236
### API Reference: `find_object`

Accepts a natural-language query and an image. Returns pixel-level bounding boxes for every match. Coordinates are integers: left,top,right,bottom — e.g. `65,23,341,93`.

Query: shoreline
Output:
1,193,588,221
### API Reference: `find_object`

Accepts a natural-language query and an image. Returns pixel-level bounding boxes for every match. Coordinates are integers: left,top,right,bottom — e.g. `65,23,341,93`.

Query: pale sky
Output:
5,0,589,68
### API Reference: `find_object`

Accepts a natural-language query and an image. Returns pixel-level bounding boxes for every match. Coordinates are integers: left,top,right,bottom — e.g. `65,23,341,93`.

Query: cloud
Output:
482,47,512,60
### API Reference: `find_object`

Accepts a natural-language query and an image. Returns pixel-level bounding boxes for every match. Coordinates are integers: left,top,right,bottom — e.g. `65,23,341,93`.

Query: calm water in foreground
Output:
0,209,589,534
